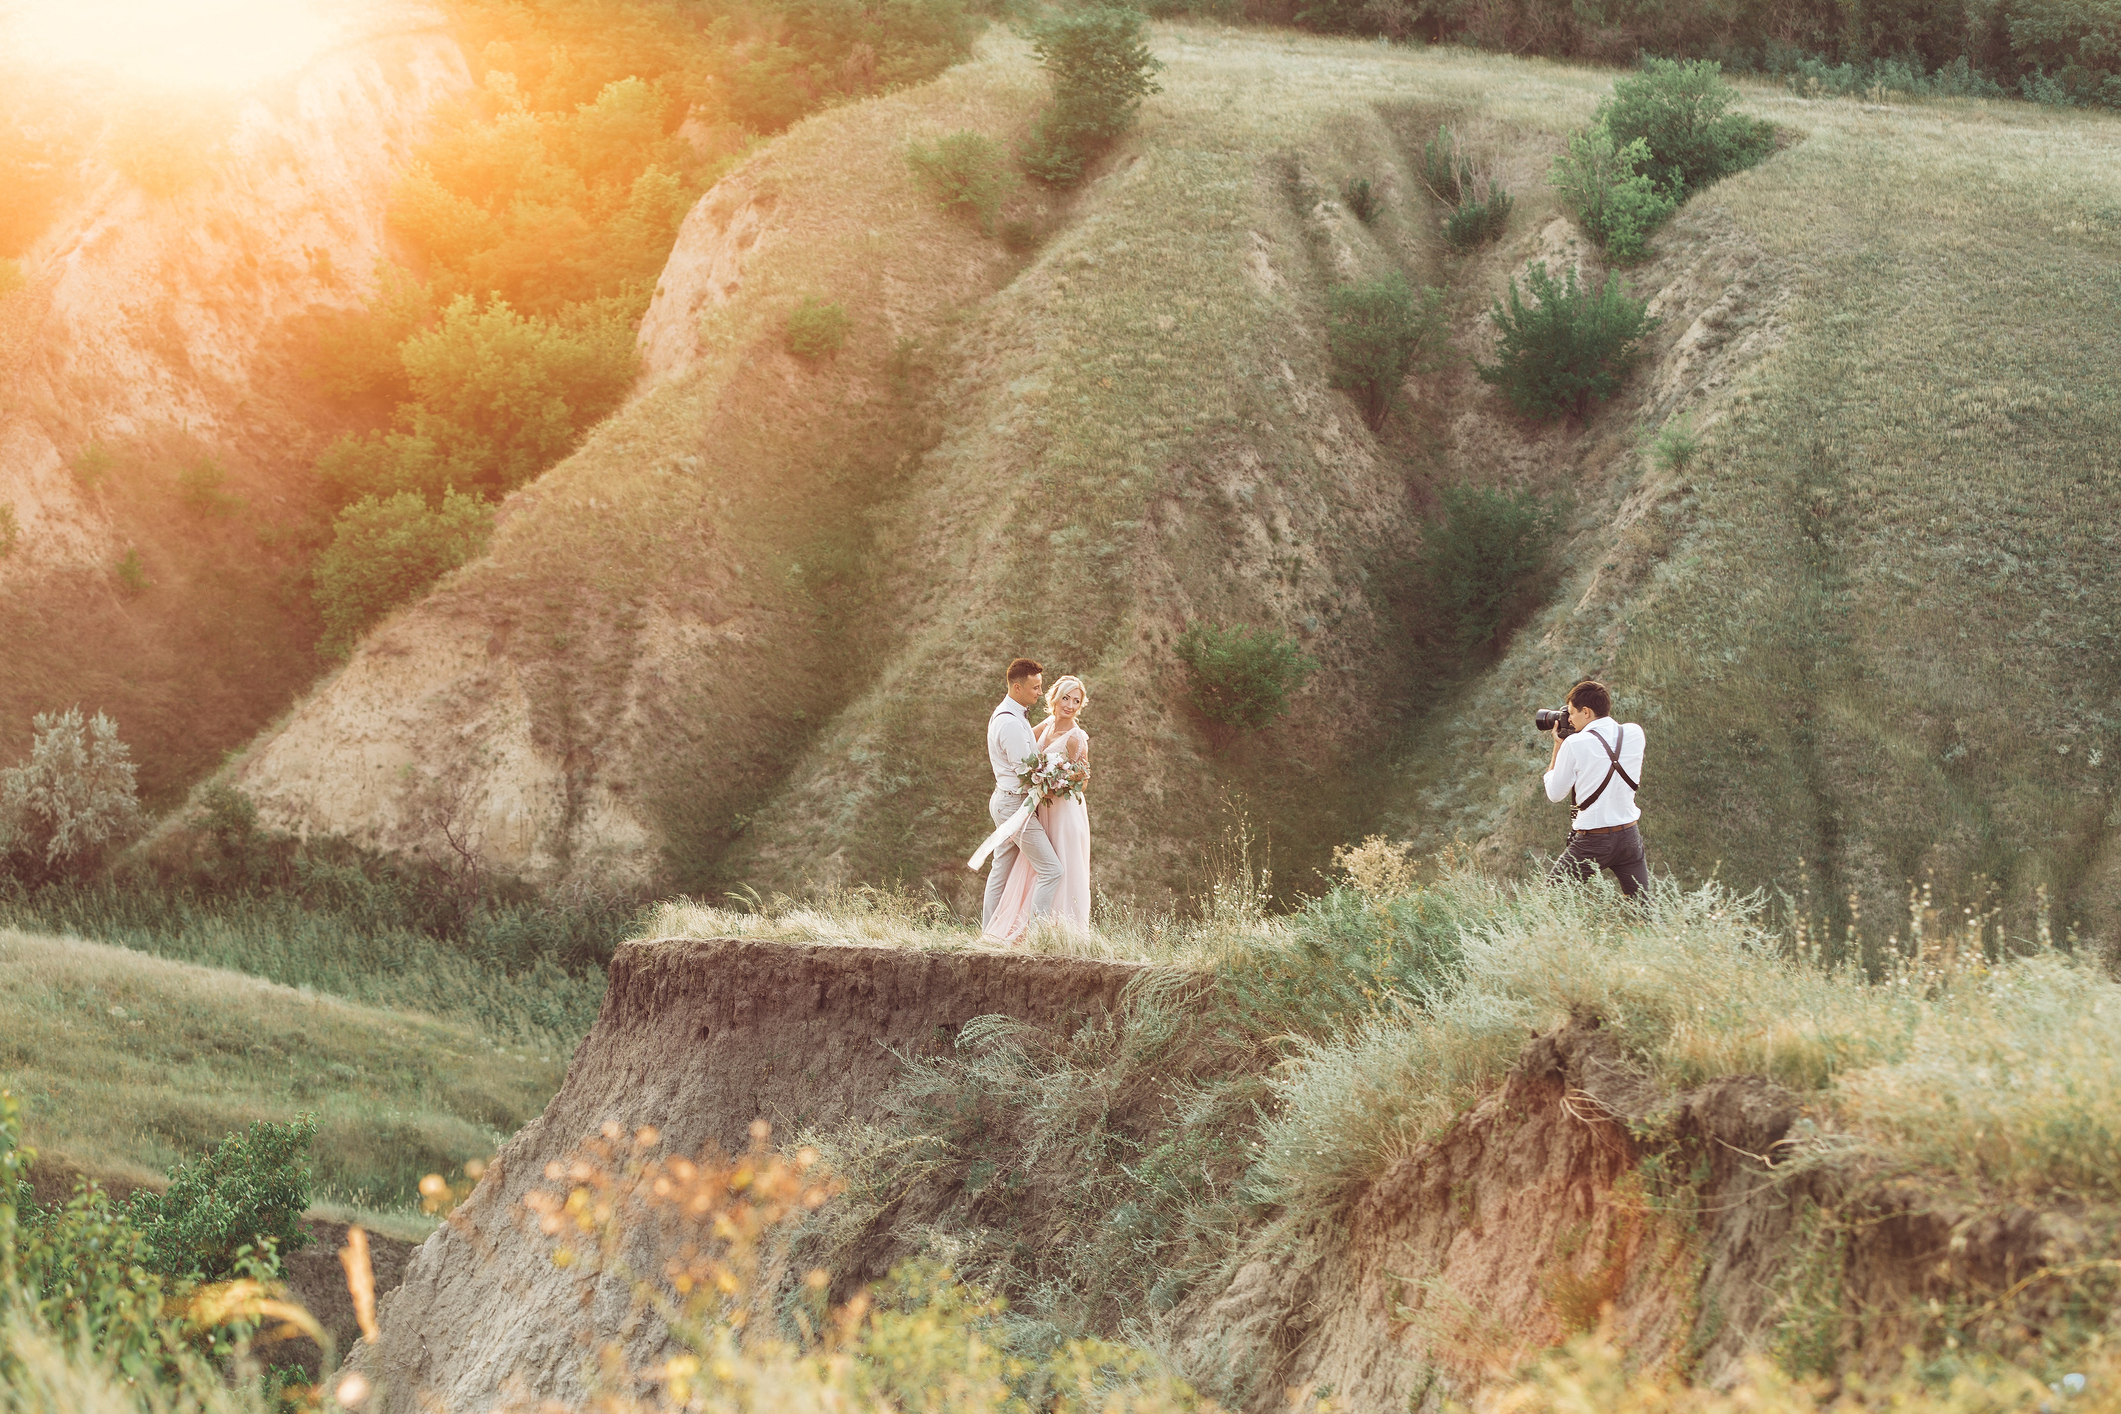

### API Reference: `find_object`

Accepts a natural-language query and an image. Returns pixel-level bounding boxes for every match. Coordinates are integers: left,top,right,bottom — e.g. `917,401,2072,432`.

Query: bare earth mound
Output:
350,936,1146,1412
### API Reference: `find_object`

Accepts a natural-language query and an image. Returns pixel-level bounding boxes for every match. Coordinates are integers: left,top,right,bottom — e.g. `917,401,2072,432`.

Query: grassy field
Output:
0,927,573,1231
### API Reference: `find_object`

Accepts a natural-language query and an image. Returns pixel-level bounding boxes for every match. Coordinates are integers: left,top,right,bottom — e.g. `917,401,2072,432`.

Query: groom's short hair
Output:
1006,657,1043,683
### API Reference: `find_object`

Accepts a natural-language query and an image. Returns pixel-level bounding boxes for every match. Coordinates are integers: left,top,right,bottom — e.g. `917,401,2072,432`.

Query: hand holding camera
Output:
1534,706,1576,740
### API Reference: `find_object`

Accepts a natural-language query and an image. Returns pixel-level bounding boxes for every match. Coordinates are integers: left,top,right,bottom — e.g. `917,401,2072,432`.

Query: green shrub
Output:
127,1117,316,1281
1341,175,1379,223
1418,484,1564,656
1442,178,1513,249
1652,413,1699,472
1599,57,1774,199
0,707,143,885
1019,7,1163,187
176,456,242,517
1549,125,1675,262
1174,621,1319,733
0,503,15,559
785,296,852,359
311,429,453,511
906,131,1014,232
114,548,148,596
1325,272,1450,429
1477,260,1656,420
313,489,493,657
1419,123,1474,203
69,443,113,489
397,296,637,494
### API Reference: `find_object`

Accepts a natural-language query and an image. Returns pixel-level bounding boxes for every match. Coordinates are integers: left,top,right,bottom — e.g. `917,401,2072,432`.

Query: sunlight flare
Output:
4,0,342,92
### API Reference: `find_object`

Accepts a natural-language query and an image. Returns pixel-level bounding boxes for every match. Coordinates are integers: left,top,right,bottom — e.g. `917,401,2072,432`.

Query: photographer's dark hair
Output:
1007,657,1044,683
1567,679,1612,718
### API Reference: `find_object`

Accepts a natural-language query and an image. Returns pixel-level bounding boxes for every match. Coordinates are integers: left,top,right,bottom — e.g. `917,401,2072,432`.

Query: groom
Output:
983,657,1064,932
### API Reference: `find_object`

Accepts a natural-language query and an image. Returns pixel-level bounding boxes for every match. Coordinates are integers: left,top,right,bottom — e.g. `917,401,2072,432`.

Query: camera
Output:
1535,707,1575,739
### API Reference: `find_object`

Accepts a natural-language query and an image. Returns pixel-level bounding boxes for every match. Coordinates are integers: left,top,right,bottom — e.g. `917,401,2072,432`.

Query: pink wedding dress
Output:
982,725,1091,943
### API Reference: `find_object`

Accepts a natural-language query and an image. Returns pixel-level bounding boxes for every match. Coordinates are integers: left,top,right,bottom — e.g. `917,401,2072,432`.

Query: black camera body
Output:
1534,707,1575,739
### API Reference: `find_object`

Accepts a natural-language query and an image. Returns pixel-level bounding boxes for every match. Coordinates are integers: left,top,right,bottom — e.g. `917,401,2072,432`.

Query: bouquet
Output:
969,751,1087,870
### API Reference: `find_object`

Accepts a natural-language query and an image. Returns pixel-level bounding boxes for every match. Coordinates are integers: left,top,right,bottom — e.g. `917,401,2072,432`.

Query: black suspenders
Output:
1573,724,1639,814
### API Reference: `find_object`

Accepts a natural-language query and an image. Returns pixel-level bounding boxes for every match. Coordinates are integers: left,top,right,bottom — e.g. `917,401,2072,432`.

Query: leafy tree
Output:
1020,7,1164,187
1418,485,1564,656
397,296,636,493
0,707,142,884
1326,273,1450,429
1599,57,1773,199
1549,125,1675,262
128,1117,316,1281
1175,622,1319,735
1477,260,1656,420
314,490,494,656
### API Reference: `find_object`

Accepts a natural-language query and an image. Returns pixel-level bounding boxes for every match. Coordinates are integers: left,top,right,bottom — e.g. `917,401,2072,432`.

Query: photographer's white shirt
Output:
1543,716,1644,830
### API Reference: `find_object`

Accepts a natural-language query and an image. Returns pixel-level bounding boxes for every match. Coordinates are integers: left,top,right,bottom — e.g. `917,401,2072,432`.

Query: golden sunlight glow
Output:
4,0,343,92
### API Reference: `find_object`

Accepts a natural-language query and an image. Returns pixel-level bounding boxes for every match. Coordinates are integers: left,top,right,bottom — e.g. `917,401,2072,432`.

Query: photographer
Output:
1541,679,1648,898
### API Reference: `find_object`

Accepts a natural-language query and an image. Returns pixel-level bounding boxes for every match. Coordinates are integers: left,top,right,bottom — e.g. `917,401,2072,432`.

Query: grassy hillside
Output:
1373,86,2121,952
0,928,567,1224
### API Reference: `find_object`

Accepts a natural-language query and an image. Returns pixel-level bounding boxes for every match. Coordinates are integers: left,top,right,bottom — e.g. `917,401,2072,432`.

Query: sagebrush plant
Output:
114,548,147,596
1418,485,1564,657
907,131,1015,233
1597,58,1773,200
70,444,113,489
0,707,142,884
313,488,492,656
1477,260,1656,419
1340,175,1378,223
176,457,241,518
1173,622,1319,735
1020,7,1164,187
1548,125,1674,262
786,296,853,359
1652,413,1698,472
1325,272,1450,428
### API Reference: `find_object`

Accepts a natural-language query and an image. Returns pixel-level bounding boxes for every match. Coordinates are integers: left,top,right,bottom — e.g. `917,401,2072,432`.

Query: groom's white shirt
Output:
989,696,1036,790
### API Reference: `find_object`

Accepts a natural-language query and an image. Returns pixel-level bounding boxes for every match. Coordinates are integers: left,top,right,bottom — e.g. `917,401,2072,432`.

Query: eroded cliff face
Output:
0,3,468,795
348,935,1148,1414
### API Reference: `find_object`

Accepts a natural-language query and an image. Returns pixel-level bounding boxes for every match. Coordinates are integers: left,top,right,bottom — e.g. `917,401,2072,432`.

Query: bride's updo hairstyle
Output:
1045,675,1088,720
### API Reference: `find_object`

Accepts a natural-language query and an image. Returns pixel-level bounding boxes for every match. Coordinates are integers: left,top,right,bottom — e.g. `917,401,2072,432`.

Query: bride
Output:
982,674,1091,942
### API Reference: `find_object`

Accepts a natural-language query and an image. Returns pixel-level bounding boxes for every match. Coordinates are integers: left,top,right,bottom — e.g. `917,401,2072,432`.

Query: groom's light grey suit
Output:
983,695,1063,931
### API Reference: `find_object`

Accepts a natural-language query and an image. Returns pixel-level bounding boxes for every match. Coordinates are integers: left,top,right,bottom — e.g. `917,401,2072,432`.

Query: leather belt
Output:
1574,822,1636,835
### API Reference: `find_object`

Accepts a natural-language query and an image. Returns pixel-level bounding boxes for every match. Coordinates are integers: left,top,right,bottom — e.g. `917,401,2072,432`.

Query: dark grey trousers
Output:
1549,822,1649,898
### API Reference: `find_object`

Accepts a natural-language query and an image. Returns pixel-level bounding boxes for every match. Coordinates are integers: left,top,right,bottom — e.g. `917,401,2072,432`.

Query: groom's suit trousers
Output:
983,786,1064,930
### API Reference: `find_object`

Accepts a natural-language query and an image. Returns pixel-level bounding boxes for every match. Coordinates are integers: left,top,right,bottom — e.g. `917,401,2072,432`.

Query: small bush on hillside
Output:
1418,485,1564,656
1419,123,1473,203
1443,178,1513,249
70,443,113,489
114,548,148,596
1174,621,1319,734
1341,175,1379,223
1600,57,1773,199
1020,7,1163,187
127,1116,315,1281
1326,272,1450,429
1550,126,1675,262
0,503,15,559
312,428,452,510
176,456,242,517
314,489,492,657
906,131,1014,232
1653,414,1699,472
785,296,852,359
0,707,142,885
1478,260,1656,420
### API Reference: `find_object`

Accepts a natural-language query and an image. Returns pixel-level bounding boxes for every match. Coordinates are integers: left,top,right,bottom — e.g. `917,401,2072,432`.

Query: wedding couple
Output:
975,657,1091,943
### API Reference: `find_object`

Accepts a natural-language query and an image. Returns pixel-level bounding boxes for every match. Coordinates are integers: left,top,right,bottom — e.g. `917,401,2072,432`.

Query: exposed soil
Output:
346,935,1147,1411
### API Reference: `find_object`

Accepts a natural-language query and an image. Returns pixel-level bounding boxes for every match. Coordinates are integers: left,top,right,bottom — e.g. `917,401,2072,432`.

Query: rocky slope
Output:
0,3,468,800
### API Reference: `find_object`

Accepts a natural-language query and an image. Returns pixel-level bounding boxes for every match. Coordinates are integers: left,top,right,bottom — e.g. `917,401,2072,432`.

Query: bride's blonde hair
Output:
1044,675,1088,720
